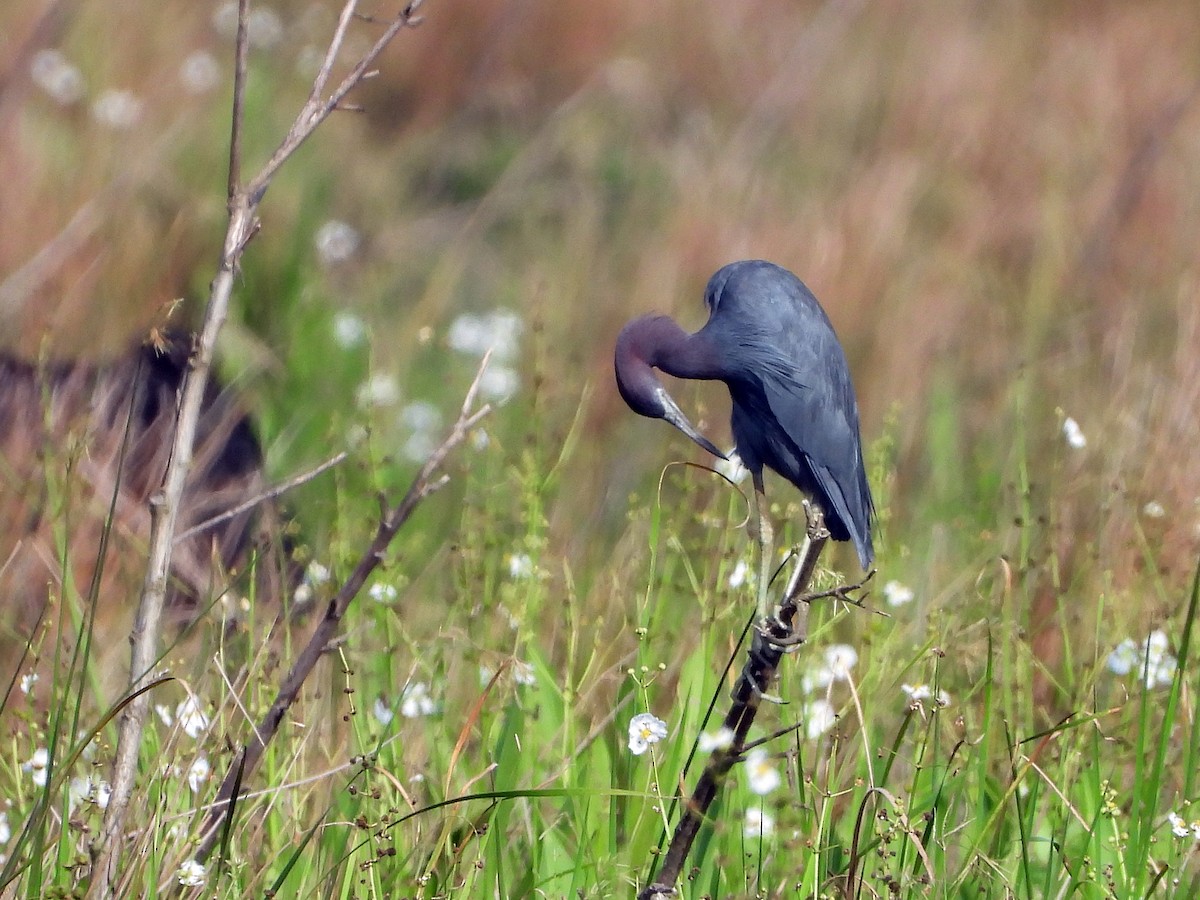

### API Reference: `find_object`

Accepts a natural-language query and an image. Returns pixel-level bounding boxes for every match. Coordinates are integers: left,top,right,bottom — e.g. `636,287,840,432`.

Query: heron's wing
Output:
759,367,875,569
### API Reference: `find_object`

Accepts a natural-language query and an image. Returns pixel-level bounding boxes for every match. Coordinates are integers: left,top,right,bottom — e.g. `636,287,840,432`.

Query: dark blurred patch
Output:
0,334,290,676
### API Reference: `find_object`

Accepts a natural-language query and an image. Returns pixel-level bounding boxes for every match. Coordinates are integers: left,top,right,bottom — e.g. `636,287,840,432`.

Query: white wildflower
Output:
69,775,111,810
23,748,50,787
883,580,914,607
471,428,491,450
508,553,535,580
400,681,438,718
511,659,537,686
306,561,331,585
212,2,239,37
180,50,221,94
1142,501,1166,519
315,220,359,266
368,582,397,603
0,811,9,844
332,311,367,348
1169,812,1191,838
478,364,519,402
177,859,207,887
1106,638,1139,676
1107,630,1177,689
155,704,174,727
804,699,836,740
1062,416,1087,450
19,673,38,695
698,727,735,752
745,747,782,795
176,696,210,739
30,49,84,105
247,8,283,48
187,756,210,793
400,401,443,462
728,559,752,590
800,666,833,695
628,712,668,755
355,373,400,408
744,807,775,838
372,697,395,726
902,683,951,710
213,4,284,49
823,645,858,682
447,310,523,360
91,90,143,129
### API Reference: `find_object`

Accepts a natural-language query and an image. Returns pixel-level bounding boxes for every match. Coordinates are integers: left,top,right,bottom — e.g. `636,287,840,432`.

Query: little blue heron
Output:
615,259,874,621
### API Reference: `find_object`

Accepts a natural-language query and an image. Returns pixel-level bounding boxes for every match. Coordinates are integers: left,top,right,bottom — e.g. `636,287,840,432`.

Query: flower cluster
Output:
1168,811,1200,841
883,580,914,607
1107,630,1177,690
447,309,523,402
400,681,439,718
902,682,951,712
293,560,333,607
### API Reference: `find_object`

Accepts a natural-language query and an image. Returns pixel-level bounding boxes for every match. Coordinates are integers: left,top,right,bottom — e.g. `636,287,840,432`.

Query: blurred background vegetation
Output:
2,0,1200,895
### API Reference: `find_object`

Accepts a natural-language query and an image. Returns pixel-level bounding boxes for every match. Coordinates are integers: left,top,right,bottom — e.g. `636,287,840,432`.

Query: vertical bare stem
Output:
87,201,256,898
638,507,831,899
85,4,428,894
227,0,251,200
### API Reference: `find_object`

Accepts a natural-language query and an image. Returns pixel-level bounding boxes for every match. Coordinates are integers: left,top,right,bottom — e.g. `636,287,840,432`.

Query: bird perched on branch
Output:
615,259,874,621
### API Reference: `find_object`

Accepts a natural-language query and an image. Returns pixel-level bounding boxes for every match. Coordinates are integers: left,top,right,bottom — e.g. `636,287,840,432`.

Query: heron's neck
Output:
648,319,721,381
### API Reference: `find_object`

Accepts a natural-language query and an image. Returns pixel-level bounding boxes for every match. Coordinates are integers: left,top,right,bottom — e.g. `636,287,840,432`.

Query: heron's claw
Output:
755,611,805,653
754,686,787,705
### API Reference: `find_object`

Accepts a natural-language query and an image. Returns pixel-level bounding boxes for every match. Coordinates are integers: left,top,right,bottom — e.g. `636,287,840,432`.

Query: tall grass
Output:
1,0,1199,895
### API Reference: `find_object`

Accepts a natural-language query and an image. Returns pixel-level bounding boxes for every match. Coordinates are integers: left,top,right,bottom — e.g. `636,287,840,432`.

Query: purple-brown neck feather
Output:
616,315,722,392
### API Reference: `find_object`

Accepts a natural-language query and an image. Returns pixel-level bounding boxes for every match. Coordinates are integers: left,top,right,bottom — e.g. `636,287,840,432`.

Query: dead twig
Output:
172,450,348,544
194,360,491,862
87,2,428,894
638,503,841,899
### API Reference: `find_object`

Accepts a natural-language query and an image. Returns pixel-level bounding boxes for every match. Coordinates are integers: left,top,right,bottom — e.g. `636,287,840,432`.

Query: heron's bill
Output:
658,390,727,461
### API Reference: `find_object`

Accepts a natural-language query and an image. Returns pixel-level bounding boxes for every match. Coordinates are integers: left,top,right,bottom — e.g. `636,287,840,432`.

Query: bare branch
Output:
227,0,251,199
309,0,360,102
194,374,490,861
638,505,833,899
86,1,435,892
173,450,348,544
246,7,423,202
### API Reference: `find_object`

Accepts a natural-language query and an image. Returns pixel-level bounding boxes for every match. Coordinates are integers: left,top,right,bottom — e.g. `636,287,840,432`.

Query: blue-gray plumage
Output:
615,259,874,571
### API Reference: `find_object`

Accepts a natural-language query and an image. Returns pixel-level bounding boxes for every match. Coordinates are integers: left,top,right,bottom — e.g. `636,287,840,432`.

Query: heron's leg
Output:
748,471,774,622
756,499,828,652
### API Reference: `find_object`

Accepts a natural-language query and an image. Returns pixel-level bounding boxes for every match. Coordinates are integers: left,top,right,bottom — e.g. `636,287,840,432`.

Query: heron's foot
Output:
798,569,876,608
755,611,805,653
754,686,787,705
802,499,831,541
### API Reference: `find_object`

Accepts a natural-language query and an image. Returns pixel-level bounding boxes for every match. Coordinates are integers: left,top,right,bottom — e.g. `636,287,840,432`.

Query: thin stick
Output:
173,450,348,544
638,504,833,899
86,3,429,894
193,363,491,862
227,0,251,199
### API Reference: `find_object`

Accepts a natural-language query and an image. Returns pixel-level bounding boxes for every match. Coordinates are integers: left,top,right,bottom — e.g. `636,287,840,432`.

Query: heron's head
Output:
614,315,727,460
